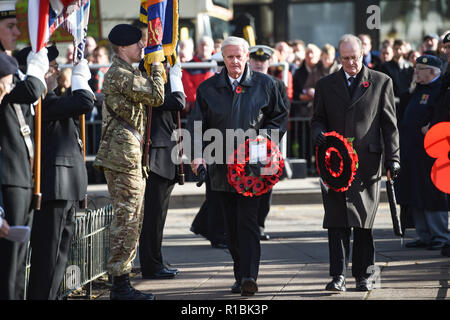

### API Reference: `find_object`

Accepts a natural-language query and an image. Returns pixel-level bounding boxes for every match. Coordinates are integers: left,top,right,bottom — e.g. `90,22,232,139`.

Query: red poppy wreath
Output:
227,136,284,197
315,131,359,192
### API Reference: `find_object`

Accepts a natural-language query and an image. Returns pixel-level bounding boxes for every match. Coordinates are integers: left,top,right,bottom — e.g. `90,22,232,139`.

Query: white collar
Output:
344,71,357,80
228,73,243,86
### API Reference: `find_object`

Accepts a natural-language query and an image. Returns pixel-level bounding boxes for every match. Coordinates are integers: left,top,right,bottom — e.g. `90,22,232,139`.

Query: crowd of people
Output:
0,0,449,300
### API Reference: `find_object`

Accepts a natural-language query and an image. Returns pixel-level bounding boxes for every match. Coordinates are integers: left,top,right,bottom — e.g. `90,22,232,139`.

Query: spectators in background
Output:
269,46,294,100
290,39,306,69
65,43,74,64
181,36,215,115
407,50,421,67
379,39,413,99
214,38,223,54
359,34,381,70
89,45,110,94
178,38,194,63
420,34,439,55
302,44,340,101
378,44,394,65
293,43,321,101
84,36,97,63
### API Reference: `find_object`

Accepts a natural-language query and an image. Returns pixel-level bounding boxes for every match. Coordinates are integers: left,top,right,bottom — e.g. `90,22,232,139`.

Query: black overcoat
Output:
188,64,288,192
41,90,94,201
311,66,400,229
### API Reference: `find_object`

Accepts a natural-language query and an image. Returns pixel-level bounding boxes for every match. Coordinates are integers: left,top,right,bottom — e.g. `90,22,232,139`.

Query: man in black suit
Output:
311,34,400,292
139,62,185,279
0,1,48,300
27,47,94,300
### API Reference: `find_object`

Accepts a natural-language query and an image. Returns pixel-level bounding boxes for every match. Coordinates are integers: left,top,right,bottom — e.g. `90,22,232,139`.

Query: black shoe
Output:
325,275,346,292
211,241,228,249
441,244,450,257
231,281,241,294
110,274,155,300
241,277,258,296
355,277,373,292
142,267,178,279
405,239,430,248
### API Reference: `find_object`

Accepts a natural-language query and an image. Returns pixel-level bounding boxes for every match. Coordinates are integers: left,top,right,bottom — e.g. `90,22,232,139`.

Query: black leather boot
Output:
110,274,155,300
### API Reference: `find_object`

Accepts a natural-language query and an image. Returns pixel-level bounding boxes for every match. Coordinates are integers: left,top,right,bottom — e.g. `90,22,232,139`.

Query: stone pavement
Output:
87,178,450,301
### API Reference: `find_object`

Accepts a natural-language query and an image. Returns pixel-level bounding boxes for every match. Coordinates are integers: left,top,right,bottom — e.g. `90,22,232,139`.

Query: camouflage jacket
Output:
94,56,164,176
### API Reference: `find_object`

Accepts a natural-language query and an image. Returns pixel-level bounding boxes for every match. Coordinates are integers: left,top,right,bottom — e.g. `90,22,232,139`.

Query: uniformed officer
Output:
0,0,49,300
25,45,94,300
249,45,290,241
94,24,164,300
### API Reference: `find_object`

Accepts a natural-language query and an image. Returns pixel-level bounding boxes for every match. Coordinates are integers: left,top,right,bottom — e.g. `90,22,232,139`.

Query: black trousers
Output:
327,227,375,278
0,186,33,300
139,172,175,274
191,176,227,244
27,200,76,300
217,191,261,282
257,189,272,229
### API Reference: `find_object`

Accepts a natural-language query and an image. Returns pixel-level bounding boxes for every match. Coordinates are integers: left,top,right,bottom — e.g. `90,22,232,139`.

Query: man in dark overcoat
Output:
311,34,400,292
0,0,49,300
188,36,288,296
139,62,185,279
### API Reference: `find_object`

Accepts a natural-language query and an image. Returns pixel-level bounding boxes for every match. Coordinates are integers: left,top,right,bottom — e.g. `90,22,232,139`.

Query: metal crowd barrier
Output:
25,204,114,299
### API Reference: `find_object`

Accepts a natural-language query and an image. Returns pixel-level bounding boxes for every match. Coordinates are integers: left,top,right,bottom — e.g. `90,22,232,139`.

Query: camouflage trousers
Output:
104,169,146,276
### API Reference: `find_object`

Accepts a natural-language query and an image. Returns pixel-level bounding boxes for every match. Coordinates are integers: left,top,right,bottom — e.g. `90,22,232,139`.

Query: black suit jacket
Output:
149,83,185,180
293,63,310,101
0,74,45,188
41,89,94,201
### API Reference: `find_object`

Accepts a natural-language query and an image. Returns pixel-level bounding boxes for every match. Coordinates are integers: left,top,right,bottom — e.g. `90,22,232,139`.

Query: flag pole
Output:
33,97,42,210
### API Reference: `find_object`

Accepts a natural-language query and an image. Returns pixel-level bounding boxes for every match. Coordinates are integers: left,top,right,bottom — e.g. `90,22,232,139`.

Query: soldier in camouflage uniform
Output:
94,24,164,300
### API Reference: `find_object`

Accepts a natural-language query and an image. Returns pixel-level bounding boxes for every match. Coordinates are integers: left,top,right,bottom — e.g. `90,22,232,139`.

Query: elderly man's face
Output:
414,63,437,84
0,18,20,51
339,40,363,76
222,44,249,79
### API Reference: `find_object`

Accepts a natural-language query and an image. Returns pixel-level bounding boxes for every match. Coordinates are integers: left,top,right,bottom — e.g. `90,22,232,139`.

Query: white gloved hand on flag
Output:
169,63,185,96
71,59,94,97
26,47,49,88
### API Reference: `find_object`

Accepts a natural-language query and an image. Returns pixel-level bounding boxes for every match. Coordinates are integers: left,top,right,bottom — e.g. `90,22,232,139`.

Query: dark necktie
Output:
348,76,356,97
232,80,239,91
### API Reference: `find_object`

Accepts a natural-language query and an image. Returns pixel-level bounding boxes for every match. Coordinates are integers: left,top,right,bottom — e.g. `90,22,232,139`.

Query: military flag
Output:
139,0,179,75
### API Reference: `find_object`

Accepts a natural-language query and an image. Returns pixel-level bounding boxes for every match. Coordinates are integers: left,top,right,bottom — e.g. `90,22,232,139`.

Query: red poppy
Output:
243,176,257,189
424,122,450,193
235,86,242,94
363,81,370,88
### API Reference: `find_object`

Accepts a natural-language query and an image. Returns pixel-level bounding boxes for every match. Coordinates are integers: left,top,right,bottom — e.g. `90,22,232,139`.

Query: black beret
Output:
14,44,59,67
416,54,442,69
108,24,142,46
0,52,18,78
444,33,450,44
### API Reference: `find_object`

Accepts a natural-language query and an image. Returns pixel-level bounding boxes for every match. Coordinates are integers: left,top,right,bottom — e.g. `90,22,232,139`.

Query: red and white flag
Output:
28,0,90,58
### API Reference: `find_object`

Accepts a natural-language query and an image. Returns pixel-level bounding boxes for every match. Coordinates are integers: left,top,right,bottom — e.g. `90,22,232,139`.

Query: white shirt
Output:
228,73,244,89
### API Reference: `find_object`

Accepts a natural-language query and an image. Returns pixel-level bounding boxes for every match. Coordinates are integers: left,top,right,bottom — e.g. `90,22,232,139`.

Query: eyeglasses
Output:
340,55,362,63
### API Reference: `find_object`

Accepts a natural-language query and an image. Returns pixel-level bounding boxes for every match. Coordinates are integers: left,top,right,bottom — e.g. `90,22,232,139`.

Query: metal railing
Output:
25,204,114,299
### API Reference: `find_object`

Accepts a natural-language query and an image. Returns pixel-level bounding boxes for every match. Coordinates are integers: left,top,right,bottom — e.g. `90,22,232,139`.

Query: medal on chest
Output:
419,94,430,105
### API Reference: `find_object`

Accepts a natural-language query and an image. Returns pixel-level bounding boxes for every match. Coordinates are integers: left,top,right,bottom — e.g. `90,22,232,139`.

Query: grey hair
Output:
197,35,214,47
221,36,249,53
338,34,363,53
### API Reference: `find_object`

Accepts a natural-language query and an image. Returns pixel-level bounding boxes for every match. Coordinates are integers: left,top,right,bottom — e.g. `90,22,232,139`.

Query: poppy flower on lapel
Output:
363,81,370,88
235,86,243,94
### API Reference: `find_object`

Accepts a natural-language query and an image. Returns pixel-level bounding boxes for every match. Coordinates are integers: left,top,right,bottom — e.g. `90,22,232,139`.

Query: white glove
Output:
71,59,94,96
26,47,49,88
169,63,186,96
